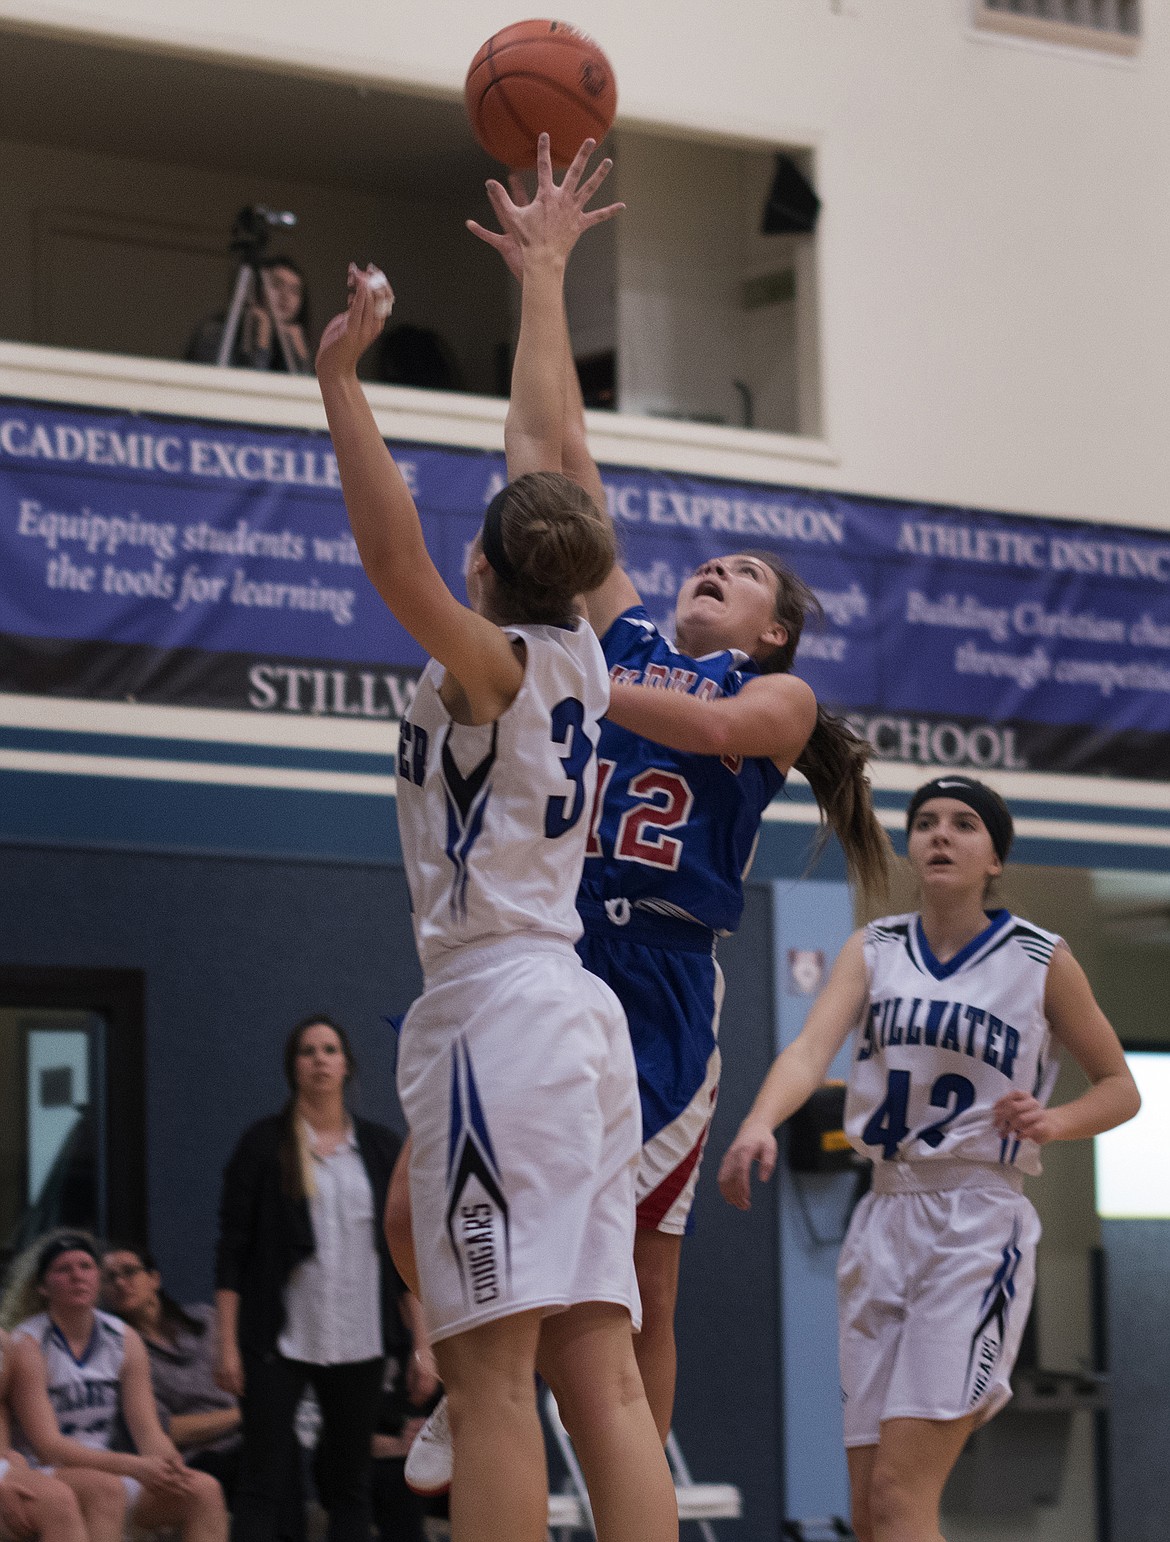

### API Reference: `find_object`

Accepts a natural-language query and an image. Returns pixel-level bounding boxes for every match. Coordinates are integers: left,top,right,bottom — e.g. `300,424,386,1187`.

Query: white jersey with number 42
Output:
396,620,608,976
844,910,1062,1177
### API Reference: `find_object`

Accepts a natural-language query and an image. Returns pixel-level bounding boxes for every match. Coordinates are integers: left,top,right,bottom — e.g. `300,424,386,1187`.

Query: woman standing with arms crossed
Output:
719,775,1140,1542
214,1017,408,1542
314,144,676,1542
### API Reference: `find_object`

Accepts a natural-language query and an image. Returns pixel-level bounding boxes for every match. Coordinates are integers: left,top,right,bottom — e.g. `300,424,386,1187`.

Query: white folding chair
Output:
543,1387,743,1540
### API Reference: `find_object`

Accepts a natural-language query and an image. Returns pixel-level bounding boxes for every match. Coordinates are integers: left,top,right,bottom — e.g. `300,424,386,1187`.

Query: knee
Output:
33,1481,84,1531
187,1471,228,1519
79,1473,127,1524
446,1370,533,1438
549,1349,645,1443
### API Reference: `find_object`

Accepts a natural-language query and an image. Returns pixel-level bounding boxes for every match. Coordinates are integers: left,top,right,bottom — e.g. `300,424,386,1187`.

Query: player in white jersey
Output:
719,776,1140,1542
5,1233,227,1542
316,197,677,1542
0,1322,123,1542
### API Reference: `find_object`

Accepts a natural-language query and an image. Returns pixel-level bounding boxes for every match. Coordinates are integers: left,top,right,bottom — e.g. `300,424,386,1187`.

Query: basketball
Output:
465,19,617,169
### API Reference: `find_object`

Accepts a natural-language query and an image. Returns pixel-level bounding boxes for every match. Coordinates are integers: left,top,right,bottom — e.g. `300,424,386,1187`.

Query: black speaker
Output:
761,154,821,235
787,1081,859,1173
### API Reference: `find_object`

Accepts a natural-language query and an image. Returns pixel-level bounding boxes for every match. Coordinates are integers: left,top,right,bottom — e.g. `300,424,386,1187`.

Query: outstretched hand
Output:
467,132,623,276
717,1121,779,1211
316,263,395,382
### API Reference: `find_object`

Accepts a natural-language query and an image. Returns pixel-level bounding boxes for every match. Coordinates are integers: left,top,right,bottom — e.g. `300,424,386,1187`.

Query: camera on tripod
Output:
229,204,297,262
215,205,302,371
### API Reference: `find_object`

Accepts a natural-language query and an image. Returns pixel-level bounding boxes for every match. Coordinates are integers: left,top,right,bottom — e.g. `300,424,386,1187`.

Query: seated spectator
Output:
0,1324,124,1542
101,1247,240,1487
4,1231,228,1542
186,257,312,375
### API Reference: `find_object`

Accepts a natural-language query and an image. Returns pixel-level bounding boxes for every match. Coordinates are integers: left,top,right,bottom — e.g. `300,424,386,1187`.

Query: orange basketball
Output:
465,19,617,169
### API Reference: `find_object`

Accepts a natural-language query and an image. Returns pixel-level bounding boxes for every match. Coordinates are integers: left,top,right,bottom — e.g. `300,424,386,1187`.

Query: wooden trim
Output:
973,5,1140,55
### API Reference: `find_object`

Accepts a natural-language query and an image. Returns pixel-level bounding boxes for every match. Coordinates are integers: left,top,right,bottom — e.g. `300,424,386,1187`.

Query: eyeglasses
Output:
103,1263,144,1283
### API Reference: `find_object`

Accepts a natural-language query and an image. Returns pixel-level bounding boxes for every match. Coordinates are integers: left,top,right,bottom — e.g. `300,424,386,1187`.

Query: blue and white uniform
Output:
12,1311,143,1506
396,620,641,1343
838,910,1061,1443
579,606,785,1234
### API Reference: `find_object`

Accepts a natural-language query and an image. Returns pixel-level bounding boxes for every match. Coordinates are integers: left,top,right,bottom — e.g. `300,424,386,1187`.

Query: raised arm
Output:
316,268,523,720
718,931,868,1209
469,136,640,637
607,670,818,771
994,944,1140,1145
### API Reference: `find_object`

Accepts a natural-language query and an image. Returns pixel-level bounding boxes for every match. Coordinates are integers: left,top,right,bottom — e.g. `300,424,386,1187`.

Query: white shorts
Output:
397,935,642,1344
837,1161,1040,1447
25,1466,142,1511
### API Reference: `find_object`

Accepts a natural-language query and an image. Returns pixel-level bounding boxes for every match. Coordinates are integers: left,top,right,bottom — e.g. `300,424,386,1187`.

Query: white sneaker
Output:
404,1395,452,1496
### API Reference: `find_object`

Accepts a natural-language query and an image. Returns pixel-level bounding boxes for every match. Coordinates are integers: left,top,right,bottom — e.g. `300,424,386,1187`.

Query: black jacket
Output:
215,1113,405,1359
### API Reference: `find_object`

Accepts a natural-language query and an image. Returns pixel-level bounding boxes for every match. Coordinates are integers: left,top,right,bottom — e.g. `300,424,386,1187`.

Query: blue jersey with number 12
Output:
582,607,786,936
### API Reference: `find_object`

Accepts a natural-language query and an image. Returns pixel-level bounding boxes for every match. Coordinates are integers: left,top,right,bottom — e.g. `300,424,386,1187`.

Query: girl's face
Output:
293,1022,349,1098
907,797,1002,896
101,1250,160,1320
265,265,304,326
40,1249,101,1315
673,554,787,662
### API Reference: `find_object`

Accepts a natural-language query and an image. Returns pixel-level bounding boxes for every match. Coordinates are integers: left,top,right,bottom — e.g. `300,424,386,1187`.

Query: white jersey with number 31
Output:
396,620,608,977
844,910,1062,1177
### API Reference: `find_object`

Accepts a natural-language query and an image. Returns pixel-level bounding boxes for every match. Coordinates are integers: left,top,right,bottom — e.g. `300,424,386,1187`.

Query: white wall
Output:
2,0,1166,526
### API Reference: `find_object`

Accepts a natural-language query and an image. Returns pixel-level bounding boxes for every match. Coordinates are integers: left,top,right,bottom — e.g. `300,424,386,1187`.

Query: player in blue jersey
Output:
394,138,889,1495
719,777,1139,1542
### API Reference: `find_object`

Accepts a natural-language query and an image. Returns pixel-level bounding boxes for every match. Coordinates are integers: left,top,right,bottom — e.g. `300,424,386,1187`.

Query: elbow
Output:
700,713,737,758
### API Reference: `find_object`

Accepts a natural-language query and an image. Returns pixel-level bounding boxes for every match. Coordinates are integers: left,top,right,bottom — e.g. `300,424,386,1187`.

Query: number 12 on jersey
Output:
586,759,695,871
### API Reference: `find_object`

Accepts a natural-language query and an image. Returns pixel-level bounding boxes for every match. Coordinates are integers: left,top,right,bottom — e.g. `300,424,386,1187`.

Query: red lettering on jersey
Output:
644,663,670,688
668,668,697,692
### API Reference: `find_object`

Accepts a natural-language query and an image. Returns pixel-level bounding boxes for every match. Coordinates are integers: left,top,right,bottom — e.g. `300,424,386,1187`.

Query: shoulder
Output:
863,912,917,948
1001,914,1063,965
95,1309,127,1346
598,604,658,654
10,1314,48,1349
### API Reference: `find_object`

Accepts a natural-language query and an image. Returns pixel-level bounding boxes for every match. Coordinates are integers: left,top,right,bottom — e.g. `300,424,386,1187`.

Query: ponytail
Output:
795,704,890,897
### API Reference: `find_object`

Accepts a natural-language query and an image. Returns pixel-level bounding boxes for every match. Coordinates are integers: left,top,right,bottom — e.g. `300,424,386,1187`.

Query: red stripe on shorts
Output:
636,1123,711,1230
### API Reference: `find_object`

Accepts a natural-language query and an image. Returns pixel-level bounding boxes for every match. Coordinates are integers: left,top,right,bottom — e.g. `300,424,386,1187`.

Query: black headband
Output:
906,776,1014,862
36,1233,100,1279
481,486,517,584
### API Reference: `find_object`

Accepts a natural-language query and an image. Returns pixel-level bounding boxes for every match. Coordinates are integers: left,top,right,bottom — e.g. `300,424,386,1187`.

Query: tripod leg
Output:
216,264,256,367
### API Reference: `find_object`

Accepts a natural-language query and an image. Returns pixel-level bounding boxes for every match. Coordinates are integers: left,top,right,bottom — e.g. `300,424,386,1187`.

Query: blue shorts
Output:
577,914,723,1235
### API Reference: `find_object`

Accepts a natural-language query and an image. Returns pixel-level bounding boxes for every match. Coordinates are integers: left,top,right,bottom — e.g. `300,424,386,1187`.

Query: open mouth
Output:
694,578,723,601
